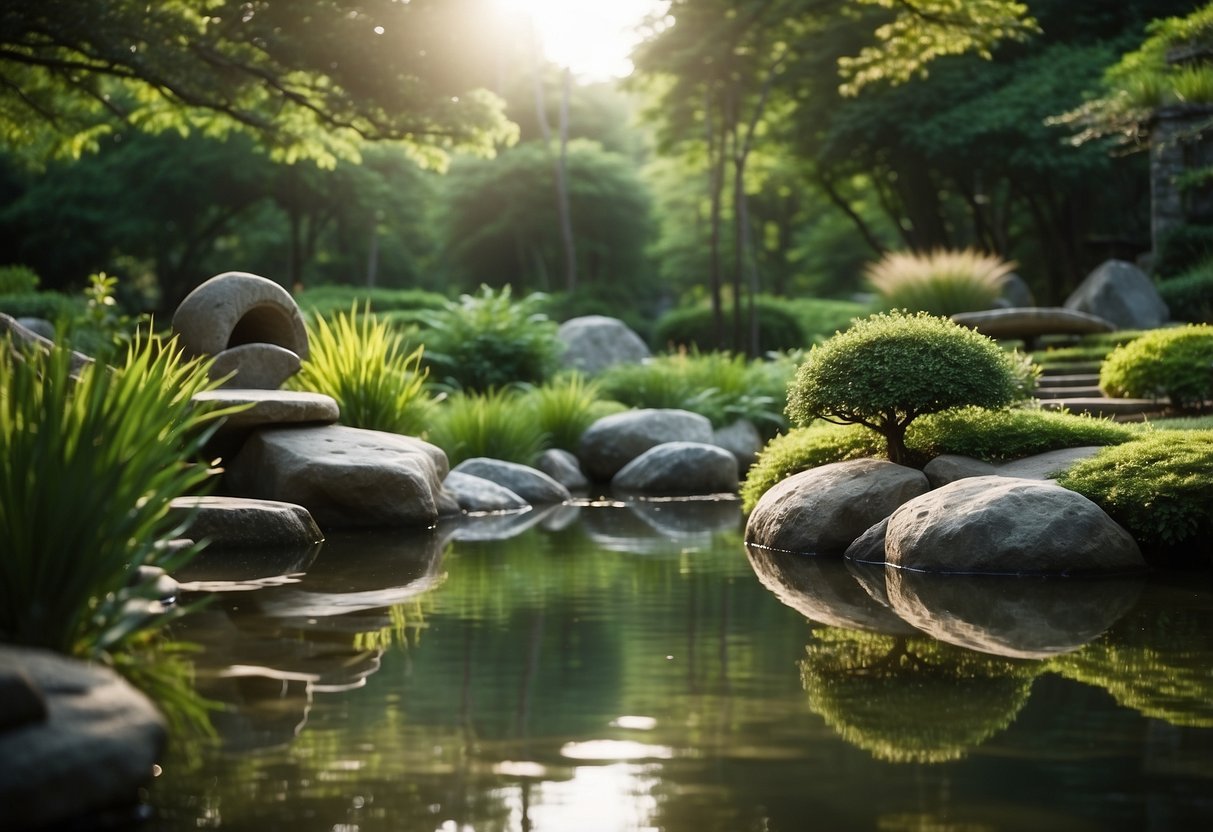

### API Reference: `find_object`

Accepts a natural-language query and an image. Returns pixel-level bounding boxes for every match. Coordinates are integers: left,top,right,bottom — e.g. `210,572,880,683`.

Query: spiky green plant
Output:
867,248,1016,316
428,388,548,466
0,330,228,657
521,374,603,452
290,304,435,436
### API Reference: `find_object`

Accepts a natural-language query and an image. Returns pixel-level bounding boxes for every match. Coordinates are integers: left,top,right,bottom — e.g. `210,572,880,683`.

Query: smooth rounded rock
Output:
745,458,931,555
444,471,530,513
0,646,166,830
557,315,650,376
451,458,571,504
172,271,309,359
193,389,339,431
578,408,714,483
210,343,302,389
1064,259,1169,329
923,454,997,488
534,448,589,491
711,418,764,471
169,495,324,549
611,441,739,496
884,475,1146,574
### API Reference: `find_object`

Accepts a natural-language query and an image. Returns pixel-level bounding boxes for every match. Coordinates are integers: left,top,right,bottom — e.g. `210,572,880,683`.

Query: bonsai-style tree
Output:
786,311,1025,465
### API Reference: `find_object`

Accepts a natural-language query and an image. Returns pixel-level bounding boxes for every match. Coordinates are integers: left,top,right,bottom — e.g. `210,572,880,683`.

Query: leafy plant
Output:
866,248,1016,316
521,374,603,453
783,297,868,344
0,329,228,658
1158,262,1213,323
0,264,39,295
294,284,449,323
1057,431,1213,564
427,388,548,466
1099,325,1213,410
290,304,435,436
654,297,806,353
418,285,560,391
741,422,881,513
786,312,1024,464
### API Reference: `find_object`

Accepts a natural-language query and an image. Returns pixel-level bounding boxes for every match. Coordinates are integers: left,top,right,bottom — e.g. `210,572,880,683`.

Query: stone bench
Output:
951,307,1115,351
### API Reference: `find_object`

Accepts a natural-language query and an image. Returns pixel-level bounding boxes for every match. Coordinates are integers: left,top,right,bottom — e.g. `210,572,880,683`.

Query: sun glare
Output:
493,0,664,80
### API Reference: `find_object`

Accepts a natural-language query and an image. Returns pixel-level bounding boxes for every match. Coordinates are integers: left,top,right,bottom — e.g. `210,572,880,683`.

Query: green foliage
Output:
294,285,450,324
520,375,603,453
1153,224,1213,279
0,329,226,657
596,350,793,432
783,297,869,344
1056,431,1213,562
866,248,1016,315
1099,325,1213,410
290,304,434,436
419,285,560,392
1158,261,1213,323
68,271,142,360
0,290,83,324
786,311,1024,464
427,388,548,466
0,264,39,294
653,298,806,353
740,407,1136,512
741,422,882,512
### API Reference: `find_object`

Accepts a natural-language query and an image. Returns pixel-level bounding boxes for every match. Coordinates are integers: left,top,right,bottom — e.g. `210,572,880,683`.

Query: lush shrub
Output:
866,248,1015,316
1056,431,1213,564
1099,325,1213,410
741,422,881,512
787,312,1025,464
740,408,1136,513
1030,331,1146,369
653,297,806,353
294,284,449,323
521,374,603,452
419,285,560,391
0,290,83,324
596,350,793,433
427,388,548,466
0,265,39,295
1158,263,1213,323
0,330,227,657
290,305,434,436
783,297,868,344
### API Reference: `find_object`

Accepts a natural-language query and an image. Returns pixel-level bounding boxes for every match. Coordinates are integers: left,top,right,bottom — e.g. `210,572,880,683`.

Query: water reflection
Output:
145,503,1213,830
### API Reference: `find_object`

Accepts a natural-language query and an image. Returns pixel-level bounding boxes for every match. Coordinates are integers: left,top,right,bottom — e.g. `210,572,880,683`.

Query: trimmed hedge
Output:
654,297,805,353
1099,325,1213,410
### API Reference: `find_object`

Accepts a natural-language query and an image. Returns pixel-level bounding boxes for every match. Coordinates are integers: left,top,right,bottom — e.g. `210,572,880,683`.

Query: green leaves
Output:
0,328,222,657
1099,324,1213,410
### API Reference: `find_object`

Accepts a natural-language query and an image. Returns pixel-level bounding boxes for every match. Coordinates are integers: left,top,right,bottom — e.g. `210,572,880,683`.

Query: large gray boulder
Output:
534,448,589,491
557,315,650,376
745,458,931,555
225,425,458,528
884,475,1146,574
611,441,739,496
1064,259,1169,329
0,647,166,830
578,408,714,482
451,458,571,504
172,271,309,360
444,470,530,514
1,312,93,377
169,495,324,549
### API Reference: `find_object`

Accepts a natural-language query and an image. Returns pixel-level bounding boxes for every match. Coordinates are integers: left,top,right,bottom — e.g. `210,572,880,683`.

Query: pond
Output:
148,499,1213,831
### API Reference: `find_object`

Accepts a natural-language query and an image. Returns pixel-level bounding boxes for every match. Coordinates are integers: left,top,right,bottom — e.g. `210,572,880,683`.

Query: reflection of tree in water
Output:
800,627,1041,763
1053,592,1213,728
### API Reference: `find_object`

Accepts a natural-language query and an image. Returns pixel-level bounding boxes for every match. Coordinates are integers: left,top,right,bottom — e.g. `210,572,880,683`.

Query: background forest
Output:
0,0,1203,350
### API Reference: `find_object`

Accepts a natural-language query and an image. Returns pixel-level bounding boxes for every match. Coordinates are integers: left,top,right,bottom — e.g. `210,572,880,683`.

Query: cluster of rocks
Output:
746,453,1146,575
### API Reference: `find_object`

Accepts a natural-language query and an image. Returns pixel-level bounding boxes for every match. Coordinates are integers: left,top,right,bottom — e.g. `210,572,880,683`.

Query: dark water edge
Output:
142,501,1213,831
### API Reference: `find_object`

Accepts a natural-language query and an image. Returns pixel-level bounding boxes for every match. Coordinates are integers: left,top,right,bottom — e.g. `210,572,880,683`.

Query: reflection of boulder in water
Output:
173,542,320,590
887,570,1143,659
1054,580,1213,728
747,546,918,636
451,504,564,542
801,627,1039,763
581,499,739,555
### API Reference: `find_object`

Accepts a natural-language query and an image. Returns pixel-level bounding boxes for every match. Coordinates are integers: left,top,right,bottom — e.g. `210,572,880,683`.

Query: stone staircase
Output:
1035,363,1164,421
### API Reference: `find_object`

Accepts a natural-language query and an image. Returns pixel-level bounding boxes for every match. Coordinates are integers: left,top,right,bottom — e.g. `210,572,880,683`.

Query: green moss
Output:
741,423,882,513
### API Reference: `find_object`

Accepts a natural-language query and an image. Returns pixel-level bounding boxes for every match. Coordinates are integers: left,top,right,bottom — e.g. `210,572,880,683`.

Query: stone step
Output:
1036,373,1101,389
1038,361,1102,376
1039,397,1164,418
1035,386,1104,400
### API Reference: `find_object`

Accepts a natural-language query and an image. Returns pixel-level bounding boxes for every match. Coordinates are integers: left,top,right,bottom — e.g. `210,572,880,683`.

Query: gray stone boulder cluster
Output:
746,456,1146,576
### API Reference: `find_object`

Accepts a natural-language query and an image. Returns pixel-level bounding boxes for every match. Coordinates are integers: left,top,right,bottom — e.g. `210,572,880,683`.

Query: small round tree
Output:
787,311,1025,465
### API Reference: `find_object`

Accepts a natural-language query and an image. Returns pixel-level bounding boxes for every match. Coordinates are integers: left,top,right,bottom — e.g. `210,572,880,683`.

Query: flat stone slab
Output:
169,495,324,549
996,447,1103,480
0,646,166,829
952,307,1115,339
193,389,339,430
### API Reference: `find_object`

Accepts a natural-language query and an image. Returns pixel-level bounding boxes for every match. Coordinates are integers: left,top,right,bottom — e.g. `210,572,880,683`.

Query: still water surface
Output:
150,499,1213,831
